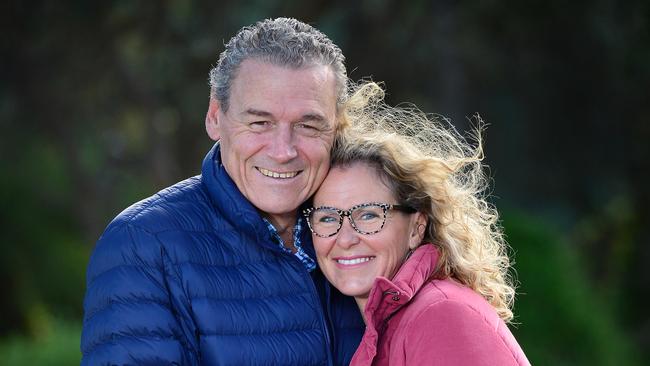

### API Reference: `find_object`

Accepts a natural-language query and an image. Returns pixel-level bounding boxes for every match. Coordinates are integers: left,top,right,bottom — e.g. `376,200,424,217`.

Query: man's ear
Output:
205,98,221,141
409,213,428,250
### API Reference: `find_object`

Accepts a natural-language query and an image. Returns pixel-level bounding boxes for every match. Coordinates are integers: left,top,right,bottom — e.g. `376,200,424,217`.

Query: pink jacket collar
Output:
357,244,440,360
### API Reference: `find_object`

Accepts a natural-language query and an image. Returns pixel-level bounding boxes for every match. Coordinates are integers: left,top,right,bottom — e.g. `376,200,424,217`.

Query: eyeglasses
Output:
303,202,416,238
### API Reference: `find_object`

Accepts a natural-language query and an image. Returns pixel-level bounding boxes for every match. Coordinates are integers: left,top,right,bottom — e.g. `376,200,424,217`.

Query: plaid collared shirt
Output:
263,216,316,272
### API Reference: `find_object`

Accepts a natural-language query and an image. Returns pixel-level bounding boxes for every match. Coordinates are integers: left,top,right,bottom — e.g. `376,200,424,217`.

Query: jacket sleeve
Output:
80,222,198,365
403,299,525,366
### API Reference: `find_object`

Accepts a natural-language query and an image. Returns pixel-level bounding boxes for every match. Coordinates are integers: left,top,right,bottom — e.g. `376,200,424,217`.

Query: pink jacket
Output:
350,244,530,366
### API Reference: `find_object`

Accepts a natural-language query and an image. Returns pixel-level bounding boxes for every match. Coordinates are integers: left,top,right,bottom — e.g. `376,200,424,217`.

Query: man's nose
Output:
268,125,298,162
335,218,360,249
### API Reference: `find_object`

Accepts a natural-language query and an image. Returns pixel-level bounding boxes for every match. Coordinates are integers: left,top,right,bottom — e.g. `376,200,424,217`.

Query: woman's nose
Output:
334,218,360,249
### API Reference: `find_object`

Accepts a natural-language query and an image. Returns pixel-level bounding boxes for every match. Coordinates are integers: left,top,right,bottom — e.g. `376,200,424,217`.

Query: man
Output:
81,18,364,365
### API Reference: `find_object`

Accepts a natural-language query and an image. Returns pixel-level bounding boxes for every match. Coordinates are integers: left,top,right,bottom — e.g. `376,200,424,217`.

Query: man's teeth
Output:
337,257,374,265
258,168,298,179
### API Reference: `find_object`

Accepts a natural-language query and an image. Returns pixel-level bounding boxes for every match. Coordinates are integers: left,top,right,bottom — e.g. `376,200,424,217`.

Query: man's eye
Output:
297,123,318,130
295,123,322,136
249,121,270,130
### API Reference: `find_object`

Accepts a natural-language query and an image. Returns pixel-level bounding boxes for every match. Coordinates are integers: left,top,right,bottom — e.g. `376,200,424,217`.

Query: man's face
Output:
206,59,338,226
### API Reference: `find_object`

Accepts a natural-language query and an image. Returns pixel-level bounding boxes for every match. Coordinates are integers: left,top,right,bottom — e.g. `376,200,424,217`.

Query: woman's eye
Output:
318,215,338,224
358,211,380,221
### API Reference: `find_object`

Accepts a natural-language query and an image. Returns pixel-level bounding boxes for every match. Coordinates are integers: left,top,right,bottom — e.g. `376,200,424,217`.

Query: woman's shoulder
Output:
401,277,503,332
384,278,529,366
392,278,529,366
415,278,495,308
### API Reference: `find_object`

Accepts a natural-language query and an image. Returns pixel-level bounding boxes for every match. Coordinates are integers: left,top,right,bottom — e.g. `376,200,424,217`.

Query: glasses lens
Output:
351,204,385,234
310,208,341,237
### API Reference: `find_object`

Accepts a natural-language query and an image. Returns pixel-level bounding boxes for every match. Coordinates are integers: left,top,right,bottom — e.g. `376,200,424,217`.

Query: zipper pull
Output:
383,290,401,301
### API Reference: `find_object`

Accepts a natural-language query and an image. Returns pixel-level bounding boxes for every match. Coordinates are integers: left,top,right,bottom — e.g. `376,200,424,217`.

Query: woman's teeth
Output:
337,257,374,265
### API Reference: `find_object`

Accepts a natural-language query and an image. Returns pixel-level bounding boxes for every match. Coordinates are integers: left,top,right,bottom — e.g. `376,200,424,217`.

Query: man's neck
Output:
355,296,368,324
264,212,298,252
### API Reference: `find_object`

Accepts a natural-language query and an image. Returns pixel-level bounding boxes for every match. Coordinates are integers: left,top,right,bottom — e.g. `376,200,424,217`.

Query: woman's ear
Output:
409,212,427,250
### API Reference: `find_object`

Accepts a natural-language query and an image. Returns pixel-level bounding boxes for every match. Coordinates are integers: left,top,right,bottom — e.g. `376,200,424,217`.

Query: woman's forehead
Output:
314,163,396,208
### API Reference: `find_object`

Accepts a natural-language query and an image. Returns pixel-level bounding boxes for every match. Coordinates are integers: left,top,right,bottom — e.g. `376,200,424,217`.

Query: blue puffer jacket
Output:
81,143,364,365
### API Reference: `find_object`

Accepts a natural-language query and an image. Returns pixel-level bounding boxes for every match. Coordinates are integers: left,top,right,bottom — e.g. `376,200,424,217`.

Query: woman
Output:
303,84,530,365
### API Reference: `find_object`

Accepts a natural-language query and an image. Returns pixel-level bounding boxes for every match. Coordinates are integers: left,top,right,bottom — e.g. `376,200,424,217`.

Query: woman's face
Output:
311,162,425,304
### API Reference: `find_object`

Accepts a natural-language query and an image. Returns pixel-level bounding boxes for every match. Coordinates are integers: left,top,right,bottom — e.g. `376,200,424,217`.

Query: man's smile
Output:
257,167,301,179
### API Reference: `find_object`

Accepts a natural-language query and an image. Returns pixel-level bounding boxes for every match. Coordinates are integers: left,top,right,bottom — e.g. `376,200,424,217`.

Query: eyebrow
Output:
242,109,273,118
300,113,327,124
242,109,328,125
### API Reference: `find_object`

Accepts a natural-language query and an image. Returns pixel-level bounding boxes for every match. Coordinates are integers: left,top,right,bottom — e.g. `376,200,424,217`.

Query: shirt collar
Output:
263,216,316,272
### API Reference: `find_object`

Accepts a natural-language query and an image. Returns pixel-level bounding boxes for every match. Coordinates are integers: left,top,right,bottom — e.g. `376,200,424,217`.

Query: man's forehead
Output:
238,108,329,124
231,59,337,96
228,60,338,121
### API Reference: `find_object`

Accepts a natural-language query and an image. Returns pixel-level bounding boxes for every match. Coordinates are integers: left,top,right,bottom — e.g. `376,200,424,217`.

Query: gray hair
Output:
209,17,347,112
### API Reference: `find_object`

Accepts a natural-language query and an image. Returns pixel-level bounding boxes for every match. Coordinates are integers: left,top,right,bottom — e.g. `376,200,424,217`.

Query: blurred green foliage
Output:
505,211,641,365
0,319,81,366
1,0,648,364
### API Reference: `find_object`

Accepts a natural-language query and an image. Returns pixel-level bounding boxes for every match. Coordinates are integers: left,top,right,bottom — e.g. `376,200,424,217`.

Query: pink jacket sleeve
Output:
402,299,528,366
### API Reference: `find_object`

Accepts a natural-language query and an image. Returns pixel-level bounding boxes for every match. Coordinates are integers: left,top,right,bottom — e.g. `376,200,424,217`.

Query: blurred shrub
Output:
0,139,89,336
0,318,81,366
504,211,640,366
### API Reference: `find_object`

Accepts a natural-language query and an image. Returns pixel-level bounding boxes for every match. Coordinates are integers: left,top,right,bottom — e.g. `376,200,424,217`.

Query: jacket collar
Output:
200,143,316,257
357,244,440,361
201,143,278,250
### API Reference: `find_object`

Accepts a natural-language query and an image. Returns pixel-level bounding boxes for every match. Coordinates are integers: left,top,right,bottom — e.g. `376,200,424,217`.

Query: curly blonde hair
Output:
335,82,516,322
